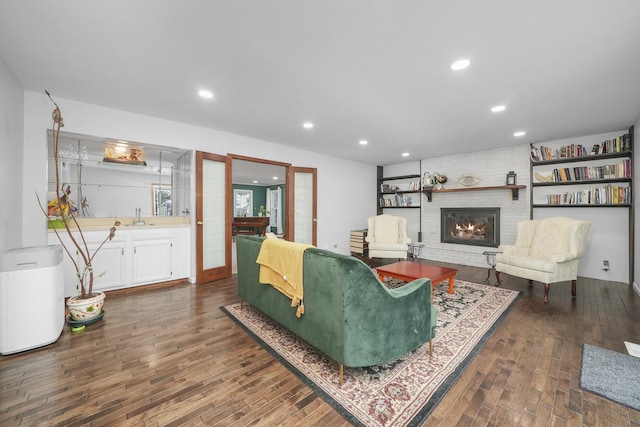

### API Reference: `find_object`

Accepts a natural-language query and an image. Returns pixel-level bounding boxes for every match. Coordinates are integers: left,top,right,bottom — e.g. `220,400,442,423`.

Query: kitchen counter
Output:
48,216,190,231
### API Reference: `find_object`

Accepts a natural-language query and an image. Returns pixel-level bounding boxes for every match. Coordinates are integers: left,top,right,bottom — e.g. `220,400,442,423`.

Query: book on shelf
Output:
544,184,631,205
380,194,415,207
408,180,421,191
380,180,421,193
531,133,631,162
540,159,632,183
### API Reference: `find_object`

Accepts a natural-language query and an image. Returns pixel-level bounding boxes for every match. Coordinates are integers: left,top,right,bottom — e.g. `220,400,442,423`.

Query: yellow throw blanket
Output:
256,238,313,317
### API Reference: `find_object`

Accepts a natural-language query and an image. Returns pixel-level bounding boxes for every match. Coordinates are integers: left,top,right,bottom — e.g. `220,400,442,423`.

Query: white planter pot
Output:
67,292,106,321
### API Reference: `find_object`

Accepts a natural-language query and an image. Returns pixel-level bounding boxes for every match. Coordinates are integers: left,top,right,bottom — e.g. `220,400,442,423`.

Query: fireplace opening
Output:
441,207,500,247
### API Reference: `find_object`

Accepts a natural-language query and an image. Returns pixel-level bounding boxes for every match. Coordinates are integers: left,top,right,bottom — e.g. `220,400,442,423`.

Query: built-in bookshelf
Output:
376,172,422,214
530,126,634,284
530,130,633,208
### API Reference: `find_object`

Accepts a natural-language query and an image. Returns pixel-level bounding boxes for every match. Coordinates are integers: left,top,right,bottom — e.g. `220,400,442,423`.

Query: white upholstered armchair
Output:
495,216,591,303
366,214,411,260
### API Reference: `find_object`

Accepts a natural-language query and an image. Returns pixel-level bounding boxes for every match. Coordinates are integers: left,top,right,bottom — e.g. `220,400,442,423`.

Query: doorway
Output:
195,152,317,283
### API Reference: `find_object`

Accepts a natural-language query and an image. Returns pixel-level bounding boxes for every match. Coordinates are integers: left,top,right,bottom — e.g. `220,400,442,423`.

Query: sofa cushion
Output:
496,253,556,273
368,242,409,251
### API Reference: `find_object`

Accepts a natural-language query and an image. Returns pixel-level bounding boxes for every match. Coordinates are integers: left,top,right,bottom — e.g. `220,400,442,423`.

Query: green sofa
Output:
235,235,436,383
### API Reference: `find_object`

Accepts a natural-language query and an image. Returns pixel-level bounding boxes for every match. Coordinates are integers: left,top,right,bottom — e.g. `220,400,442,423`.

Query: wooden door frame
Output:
198,154,316,283
195,151,231,284
228,154,291,241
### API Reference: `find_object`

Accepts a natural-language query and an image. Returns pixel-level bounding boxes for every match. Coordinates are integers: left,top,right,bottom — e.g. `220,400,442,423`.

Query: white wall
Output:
0,58,23,251
22,91,377,267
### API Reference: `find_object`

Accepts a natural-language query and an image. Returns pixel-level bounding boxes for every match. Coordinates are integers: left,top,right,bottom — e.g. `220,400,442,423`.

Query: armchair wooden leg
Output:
571,279,577,297
543,283,550,303
528,280,533,286
339,363,344,385
429,339,433,356
495,270,501,286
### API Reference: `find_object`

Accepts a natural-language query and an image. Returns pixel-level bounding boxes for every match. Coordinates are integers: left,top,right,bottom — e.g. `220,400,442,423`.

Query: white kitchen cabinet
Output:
88,243,127,292
48,226,190,297
132,239,172,285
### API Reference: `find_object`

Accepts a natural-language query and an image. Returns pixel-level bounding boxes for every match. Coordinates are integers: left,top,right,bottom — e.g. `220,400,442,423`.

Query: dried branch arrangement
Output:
36,91,120,299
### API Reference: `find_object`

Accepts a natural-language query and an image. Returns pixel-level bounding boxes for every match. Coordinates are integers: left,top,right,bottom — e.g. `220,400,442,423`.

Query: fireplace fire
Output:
441,207,500,247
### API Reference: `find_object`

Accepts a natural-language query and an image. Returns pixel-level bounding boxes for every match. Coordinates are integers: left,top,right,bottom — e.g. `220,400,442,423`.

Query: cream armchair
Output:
366,214,411,260
495,216,591,303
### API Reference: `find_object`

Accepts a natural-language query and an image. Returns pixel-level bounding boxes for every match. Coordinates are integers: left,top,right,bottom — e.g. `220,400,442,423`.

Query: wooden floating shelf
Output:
423,185,526,202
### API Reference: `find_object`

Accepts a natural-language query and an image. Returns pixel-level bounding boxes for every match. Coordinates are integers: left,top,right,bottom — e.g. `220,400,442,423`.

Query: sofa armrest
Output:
549,252,576,262
342,274,434,367
386,277,430,297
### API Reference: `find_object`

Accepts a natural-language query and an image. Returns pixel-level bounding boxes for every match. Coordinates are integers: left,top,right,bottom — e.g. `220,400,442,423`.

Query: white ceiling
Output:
232,159,286,186
1,1,639,166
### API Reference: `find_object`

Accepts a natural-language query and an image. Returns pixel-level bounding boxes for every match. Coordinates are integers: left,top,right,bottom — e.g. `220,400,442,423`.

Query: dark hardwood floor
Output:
1,261,639,426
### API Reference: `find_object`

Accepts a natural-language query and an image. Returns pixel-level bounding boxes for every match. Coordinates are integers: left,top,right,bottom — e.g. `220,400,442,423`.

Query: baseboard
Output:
634,282,640,298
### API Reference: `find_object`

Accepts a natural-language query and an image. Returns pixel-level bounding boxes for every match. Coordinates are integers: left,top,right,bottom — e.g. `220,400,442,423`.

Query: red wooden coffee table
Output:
376,261,458,300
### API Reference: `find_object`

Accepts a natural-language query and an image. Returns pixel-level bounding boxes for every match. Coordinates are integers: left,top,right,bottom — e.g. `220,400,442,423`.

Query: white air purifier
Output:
0,245,64,355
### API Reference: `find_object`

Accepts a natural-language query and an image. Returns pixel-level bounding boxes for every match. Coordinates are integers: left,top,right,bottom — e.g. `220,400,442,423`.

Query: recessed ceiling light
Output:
450,59,470,71
252,180,258,184
402,152,410,157
359,140,368,145
272,176,278,180
514,131,526,137
302,122,314,129
491,105,506,113
198,90,214,99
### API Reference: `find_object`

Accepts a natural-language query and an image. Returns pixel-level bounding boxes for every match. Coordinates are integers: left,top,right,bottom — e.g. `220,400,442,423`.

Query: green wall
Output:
232,184,267,216
231,184,286,233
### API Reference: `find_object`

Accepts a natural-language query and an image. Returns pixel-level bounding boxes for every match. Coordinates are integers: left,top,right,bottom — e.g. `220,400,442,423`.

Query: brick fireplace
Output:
441,207,500,247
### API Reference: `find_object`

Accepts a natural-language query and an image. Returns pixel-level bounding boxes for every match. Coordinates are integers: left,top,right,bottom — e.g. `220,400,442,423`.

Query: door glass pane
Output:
203,159,226,269
294,171,313,244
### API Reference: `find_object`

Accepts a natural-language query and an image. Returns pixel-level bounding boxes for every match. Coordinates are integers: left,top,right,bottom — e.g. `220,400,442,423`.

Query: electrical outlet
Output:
603,260,610,271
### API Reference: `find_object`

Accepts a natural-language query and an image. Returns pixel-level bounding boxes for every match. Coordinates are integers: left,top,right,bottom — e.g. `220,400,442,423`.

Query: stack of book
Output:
350,229,368,256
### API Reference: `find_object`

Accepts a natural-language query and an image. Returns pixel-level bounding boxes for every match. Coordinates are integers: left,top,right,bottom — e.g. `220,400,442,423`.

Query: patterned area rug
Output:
222,280,520,426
